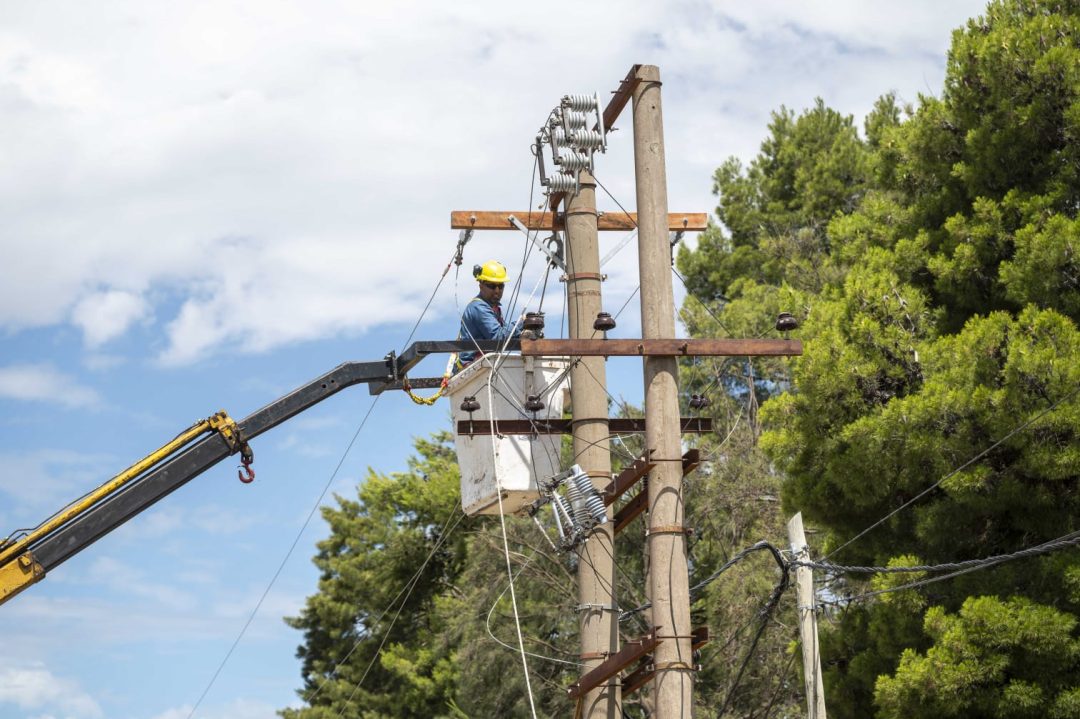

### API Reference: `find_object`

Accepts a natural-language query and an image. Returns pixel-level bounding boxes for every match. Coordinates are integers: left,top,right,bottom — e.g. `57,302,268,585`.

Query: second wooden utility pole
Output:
633,64,694,716
566,171,621,718
788,513,827,719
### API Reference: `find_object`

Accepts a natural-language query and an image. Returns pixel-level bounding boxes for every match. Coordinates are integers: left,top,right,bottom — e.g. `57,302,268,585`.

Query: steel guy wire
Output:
823,382,1080,562
804,528,1080,577
186,393,385,719
592,173,637,229
671,266,735,338
190,249,472,717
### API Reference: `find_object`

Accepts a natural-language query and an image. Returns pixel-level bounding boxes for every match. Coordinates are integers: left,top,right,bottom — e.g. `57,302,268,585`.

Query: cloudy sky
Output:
1,1,988,717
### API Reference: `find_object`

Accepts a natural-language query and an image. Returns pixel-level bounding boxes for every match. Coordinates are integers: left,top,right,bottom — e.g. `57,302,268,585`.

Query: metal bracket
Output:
507,214,567,270
384,351,398,382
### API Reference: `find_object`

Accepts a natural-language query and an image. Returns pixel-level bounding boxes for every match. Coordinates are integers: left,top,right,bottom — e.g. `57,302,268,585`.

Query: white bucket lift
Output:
445,353,570,516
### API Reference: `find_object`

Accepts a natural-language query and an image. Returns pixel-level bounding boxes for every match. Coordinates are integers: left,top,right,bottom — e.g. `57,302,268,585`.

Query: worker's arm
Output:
461,300,521,344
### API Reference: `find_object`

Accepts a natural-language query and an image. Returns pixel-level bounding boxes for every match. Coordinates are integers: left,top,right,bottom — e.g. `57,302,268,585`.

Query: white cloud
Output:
0,448,110,509
150,698,282,719
0,0,987,366
0,662,102,719
70,289,148,347
0,364,99,407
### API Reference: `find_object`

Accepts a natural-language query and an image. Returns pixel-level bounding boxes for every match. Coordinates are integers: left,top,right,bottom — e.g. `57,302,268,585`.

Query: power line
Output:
190,233,478,717
803,528,1080,577
824,383,1080,561
334,507,468,714
187,393,384,719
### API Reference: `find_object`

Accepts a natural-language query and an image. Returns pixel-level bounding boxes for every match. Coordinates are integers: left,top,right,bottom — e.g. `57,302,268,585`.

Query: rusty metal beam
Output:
449,210,706,232
682,448,701,475
612,451,701,534
603,451,655,506
522,338,803,358
568,628,659,700
621,626,709,697
456,418,712,436
614,490,648,534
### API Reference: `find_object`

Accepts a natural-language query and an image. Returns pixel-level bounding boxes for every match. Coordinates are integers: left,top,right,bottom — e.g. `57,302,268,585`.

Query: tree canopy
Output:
679,0,1080,715
284,1,1080,716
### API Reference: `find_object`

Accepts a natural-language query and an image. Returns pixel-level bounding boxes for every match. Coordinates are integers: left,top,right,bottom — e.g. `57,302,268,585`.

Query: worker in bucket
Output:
457,260,523,368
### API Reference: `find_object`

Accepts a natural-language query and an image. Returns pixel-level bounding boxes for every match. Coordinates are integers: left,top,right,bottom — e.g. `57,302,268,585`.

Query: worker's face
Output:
479,280,504,303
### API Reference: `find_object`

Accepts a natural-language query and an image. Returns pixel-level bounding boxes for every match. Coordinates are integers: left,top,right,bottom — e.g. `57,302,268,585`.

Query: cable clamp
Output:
576,603,619,612
646,525,693,537
652,661,698,672
562,272,607,282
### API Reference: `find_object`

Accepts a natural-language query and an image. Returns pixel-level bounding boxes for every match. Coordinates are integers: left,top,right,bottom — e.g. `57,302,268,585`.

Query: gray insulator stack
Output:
571,467,608,526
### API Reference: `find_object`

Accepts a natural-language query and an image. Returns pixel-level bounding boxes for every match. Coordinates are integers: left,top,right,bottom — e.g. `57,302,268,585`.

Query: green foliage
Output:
677,2,1080,717
677,99,871,300
282,433,468,719
875,597,1080,719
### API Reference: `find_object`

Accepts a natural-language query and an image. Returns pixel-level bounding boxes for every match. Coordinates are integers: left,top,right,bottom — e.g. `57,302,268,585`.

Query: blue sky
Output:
0,1,988,717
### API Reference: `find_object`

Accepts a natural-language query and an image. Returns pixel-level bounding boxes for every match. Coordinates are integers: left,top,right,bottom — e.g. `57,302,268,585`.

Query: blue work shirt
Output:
458,296,520,366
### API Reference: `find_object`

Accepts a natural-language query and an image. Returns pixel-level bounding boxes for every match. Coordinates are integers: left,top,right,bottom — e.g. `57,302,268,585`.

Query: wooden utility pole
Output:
633,64,693,716
565,171,621,718
787,513,827,719
450,64,802,715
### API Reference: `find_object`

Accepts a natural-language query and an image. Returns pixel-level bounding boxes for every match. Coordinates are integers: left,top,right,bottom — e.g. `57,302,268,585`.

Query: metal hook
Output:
238,457,255,484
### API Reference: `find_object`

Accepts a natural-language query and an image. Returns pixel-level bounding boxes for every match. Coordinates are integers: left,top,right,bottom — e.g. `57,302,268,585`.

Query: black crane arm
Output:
0,339,517,606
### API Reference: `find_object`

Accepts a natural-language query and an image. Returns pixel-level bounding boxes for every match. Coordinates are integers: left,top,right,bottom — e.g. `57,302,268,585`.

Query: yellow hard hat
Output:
474,260,508,284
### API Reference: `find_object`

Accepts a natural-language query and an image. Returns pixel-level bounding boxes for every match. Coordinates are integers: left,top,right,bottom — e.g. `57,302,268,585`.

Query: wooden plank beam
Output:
522,338,803,358
568,628,659,700
449,210,707,232
603,64,642,131
456,417,712,436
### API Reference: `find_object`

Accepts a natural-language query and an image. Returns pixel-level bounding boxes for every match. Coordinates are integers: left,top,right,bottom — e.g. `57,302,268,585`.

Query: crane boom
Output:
0,339,517,606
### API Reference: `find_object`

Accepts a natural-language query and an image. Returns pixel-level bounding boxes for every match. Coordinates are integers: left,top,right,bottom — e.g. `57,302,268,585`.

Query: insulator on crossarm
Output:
571,468,608,526
562,94,597,112
570,129,605,150
544,173,578,194
557,151,591,172
563,473,590,527
551,126,567,146
561,109,589,130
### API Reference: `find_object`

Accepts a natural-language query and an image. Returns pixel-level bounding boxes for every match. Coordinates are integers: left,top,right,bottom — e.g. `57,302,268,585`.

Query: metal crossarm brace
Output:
613,450,701,535
603,451,654,506
622,626,709,696
507,214,566,270
567,628,659,700
521,338,803,358
456,418,712,436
